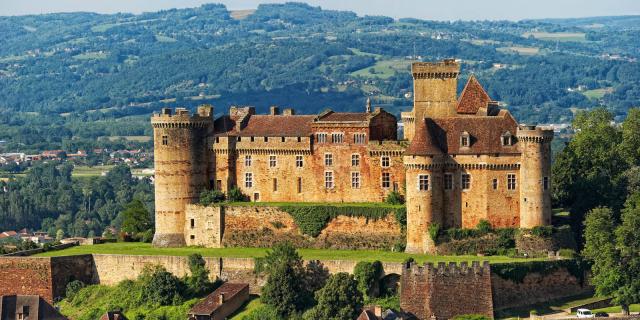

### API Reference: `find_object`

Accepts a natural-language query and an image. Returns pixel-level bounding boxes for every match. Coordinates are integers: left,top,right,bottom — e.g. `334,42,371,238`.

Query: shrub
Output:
476,219,493,234
303,273,363,320
394,207,407,229
199,189,226,206
66,280,85,301
353,261,383,299
141,229,154,243
403,257,415,265
384,191,405,205
428,223,441,242
558,248,577,258
228,187,249,202
140,265,185,306
184,254,213,296
531,225,554,237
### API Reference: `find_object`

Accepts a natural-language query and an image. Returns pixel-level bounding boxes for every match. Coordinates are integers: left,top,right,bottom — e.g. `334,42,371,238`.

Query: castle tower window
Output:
269,155,277,168
351,172,361,189
190,219,195,229
162,135,168,146
325,153,333,166
237,136,242,142
501,132,514,146
354,133,366,144
245,155,252,167
351,154,360,167
444,173,453,190
273,178,278,192
215,137,219,143
245,172,253,188
317,133,327,143
381,156,390,168
324,171,334,189
297,177,302,193
461,173,471,190
251,136,255,142
332,133,344,143
460,132,470,147
507,173,517,190
382,172,391,189
264,137,268,142
543,176,549,190
296,155,304,168
281,137,285,142
492,178,498,190
216,180,222,190
297,136,301,142
418,174,429,191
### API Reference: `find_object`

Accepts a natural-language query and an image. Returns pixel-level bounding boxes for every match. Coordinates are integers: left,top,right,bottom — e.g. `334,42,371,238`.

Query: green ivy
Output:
278,205,405,237
491,259,588,284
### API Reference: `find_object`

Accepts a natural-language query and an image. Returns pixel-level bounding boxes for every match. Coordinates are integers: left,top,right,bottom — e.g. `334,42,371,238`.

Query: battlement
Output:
151,106,213,128
404,261,491,276
516,124,554,142
412,59,460,79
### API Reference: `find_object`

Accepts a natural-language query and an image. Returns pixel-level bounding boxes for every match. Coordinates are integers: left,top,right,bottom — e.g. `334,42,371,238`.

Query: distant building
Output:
0,295,67,320
187,283,249,320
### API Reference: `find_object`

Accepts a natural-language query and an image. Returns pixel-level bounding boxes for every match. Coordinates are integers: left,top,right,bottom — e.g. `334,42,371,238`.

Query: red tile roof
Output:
406,110,518,155
189,283,249,315
456,75,491,115
318,112,371,122
214,115,315,137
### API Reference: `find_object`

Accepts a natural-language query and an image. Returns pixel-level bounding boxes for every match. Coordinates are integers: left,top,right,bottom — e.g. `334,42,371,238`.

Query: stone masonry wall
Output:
491,267,591,310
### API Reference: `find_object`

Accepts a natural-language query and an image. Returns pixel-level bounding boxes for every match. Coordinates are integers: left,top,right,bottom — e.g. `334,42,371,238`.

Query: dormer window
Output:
460,132,470,147
501,132,514,146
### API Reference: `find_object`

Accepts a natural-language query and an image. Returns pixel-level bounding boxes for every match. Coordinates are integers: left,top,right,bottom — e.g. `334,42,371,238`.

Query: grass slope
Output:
35,242,543,264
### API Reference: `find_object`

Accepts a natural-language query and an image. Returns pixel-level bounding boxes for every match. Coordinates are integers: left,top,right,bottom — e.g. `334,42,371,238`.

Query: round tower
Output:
151,106,213,247
517,125,554,228
404,155,444,254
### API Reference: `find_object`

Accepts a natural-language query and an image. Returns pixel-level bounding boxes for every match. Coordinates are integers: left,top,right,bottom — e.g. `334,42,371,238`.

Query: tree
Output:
583,195,640,315
140,265,184,306
353,261,383,299
303,273,363,320
56,229,65,241
185,254,212,295
620,108,640,166
120,199,152,235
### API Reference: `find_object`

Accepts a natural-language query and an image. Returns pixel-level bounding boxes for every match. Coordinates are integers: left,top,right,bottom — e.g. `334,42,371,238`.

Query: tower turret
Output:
151,106,214,247
517,125,554,228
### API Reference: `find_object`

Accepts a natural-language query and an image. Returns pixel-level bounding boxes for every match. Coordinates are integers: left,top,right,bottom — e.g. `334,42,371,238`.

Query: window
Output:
354,133,366,144
332,133,344,143
250,136,255,142
461,174,471,190
382,172,391,188
216,180,222,190
543,176,549,190
296,155,304,168
161,135,168,145
351,154,360,167
245,172,253,188
418,174,429,191
381,156,390,168
264,137,268,142
507,173,517,190
325,153,333,166
237,136,242,142
444,173,453,190
273,178,278,191
492,178,498,190
190,234,195,240
325,171,334,189
351,172,361,189
317,133,327,143
501,132,514,146
269,155,277,168
297,137,301,142
297,177,302,193
215,137,219,143
281,137,285,142
244,155,252,167
460,132,470,147
190,219,195,229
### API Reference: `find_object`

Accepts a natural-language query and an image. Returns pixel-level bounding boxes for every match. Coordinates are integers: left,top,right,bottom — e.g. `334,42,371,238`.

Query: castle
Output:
151,59,553,253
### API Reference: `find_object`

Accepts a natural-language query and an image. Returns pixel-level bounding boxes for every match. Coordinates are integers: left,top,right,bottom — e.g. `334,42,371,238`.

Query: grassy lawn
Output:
592,304,640,314
350,59,410,79
495,293,601,318
497,46,541,55
582,87,613,100
34,242,544,264
523,31,586,42
229,295,263,319
72,51,108,60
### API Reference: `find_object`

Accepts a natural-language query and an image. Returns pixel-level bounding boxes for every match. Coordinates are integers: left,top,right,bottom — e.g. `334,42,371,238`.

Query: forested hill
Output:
0,3,639,152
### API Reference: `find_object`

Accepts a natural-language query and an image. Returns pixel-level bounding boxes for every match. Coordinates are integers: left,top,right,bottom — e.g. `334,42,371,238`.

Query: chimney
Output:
366,97,371,113
219,293,225,304
283,108,295,116
270,106,280,115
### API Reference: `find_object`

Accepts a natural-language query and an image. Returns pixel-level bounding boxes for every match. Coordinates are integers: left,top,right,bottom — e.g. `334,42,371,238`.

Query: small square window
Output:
161,135,168,146
351,154,360,167
269,155,277,168
461,174,471,190
296,155,304,168
381,156,390,168
418,174,429,191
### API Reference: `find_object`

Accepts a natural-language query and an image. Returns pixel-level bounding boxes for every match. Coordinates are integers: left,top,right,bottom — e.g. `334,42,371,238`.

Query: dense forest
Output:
0,3,639,153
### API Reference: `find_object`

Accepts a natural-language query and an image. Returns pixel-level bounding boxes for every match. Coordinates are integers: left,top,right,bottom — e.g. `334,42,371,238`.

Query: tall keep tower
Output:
517,125,554,228
403,60,460,141
151,106,214,247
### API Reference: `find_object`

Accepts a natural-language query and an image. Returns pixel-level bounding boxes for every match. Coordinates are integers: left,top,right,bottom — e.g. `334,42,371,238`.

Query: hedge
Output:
278,205,406,237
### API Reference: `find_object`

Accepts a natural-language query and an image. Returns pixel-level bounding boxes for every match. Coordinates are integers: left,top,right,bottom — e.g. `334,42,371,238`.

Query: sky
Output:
1,0,639,20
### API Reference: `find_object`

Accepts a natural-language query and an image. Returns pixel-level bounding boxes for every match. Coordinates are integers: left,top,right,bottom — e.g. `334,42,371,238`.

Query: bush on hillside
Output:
199,189,226,206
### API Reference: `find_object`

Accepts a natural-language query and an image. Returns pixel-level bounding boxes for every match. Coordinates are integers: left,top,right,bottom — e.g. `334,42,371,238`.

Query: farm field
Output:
35,242,545,264
523,31,587,42
350,59,410,79
582,87,613,100
497,46,541,55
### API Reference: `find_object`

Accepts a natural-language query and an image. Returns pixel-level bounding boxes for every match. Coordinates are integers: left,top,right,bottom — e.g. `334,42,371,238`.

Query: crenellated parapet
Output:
411,60,460,79
151,106,214,128
403,261,491,277
516,124,554,143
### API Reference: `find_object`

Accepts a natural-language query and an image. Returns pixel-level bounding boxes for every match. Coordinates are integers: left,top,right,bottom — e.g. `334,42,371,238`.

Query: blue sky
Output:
1,0,639,20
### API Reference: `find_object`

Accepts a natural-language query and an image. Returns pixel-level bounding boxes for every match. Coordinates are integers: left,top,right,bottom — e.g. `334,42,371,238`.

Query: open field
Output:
523,31,587,42
497,46,541,55
34,242,545,264
582,87,613,100
350,59,411,79
72,51,108,60
230,9,256,20
592,304,640,314
107,135,152,142
155,34,177,43
72,165,114,177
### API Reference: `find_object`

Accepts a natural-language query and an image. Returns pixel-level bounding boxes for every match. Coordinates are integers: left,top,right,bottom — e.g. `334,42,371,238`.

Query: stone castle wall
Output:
184,205,402,250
